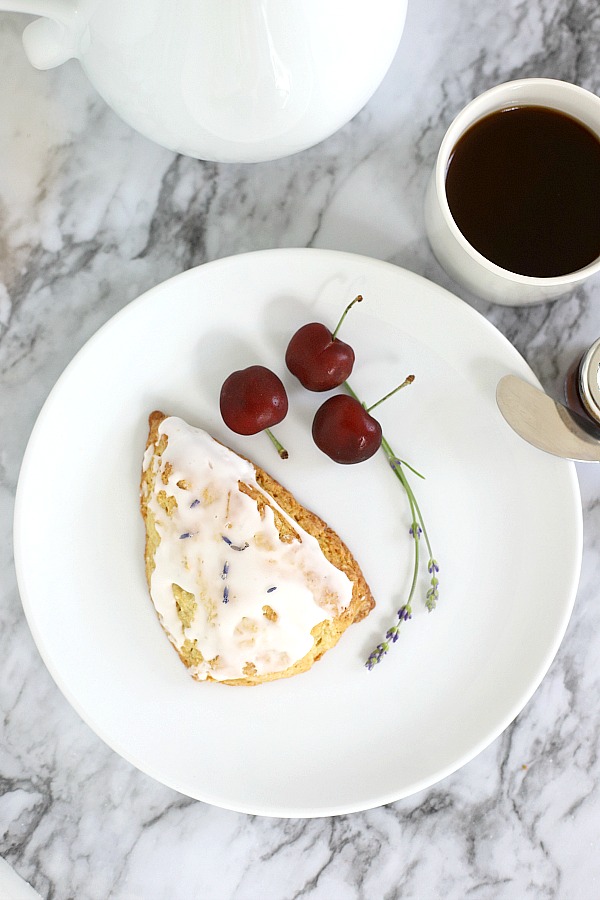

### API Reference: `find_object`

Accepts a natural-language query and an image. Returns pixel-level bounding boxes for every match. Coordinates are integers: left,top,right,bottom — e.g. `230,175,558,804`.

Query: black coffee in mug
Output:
445,105,600,278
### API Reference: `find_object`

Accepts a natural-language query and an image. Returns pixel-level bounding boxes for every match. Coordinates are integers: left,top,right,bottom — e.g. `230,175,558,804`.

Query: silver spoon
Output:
496,374,600,462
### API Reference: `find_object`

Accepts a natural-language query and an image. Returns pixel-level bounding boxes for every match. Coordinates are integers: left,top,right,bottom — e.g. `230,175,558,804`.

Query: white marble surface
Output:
1,1,600,897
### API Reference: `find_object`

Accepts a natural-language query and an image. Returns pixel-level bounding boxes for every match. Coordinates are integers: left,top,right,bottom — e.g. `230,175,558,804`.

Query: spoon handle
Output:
496,374,600,462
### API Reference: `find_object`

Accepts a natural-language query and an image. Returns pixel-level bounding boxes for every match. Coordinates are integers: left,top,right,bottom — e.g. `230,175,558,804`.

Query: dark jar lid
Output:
579,338,600,424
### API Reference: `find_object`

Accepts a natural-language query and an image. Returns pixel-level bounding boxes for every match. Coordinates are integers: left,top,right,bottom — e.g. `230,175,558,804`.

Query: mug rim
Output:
434,77,600,287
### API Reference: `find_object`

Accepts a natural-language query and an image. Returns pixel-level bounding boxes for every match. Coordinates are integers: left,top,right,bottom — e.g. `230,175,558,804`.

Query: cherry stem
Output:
331,294,363,340
264,427,288,460
365,375,415,413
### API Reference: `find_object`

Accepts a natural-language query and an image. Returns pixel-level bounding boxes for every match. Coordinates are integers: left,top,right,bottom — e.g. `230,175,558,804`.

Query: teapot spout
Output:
0,0,80,68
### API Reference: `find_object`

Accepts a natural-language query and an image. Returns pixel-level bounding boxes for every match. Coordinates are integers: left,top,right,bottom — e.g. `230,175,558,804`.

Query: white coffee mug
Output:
425,78,600,306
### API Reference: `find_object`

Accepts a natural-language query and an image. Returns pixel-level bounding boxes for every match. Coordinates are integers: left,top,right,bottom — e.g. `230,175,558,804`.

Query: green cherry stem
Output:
331,294,363,340
365,375,415,413
264,428,288,460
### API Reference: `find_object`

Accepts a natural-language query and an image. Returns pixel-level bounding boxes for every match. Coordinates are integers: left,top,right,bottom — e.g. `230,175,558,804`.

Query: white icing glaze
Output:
142,416,354,681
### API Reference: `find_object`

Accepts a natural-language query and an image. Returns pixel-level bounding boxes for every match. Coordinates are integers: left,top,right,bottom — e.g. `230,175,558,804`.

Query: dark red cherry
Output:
285,294,362,391
286,322,355,391
220,366,289,457
312,394,382,464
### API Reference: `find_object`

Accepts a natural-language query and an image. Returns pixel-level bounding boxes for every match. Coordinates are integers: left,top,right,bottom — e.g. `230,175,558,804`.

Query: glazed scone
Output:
140,411,374,685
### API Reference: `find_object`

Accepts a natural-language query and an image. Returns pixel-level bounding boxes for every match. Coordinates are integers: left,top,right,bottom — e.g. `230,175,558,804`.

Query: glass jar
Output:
565,337,600,434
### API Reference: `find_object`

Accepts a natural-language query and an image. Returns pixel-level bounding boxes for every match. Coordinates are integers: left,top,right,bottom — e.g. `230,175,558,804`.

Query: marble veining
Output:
2,0,600,897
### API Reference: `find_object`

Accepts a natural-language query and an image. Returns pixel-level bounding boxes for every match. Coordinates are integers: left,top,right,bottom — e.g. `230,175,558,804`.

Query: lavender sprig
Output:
343,381,440,668
426,558,440,611
365,604,413,669
365,642,389,669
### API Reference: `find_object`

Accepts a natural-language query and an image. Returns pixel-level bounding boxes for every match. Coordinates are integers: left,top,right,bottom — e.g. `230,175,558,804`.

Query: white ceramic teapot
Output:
1,0,408,162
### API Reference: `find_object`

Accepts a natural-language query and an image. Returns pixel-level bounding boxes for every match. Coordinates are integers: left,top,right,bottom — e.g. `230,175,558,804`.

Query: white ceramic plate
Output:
14,249,582,817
